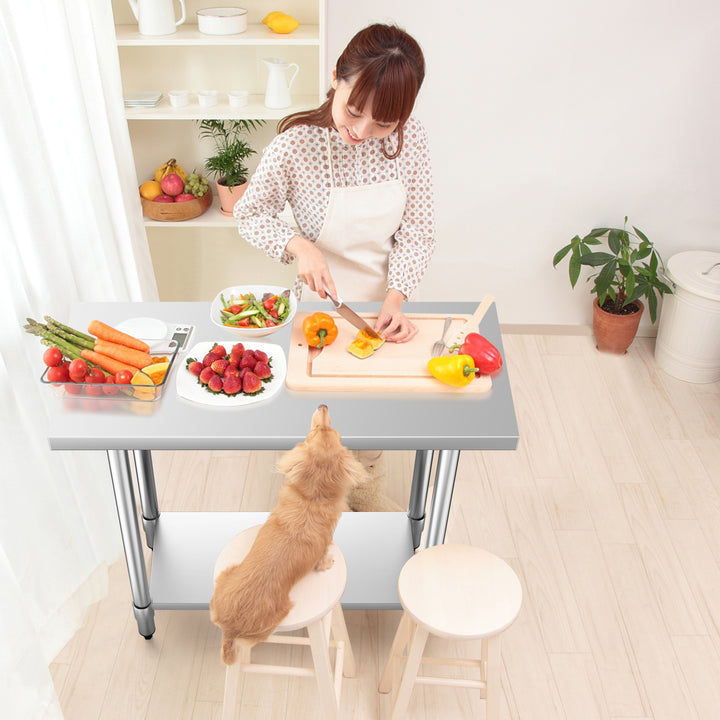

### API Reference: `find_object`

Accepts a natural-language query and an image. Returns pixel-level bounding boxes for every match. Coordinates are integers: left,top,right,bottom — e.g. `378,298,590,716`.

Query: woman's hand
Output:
285,235,337,299
375,289,417,343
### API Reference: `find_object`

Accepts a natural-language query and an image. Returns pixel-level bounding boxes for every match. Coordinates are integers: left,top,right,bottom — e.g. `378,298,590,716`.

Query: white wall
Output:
327,0,720,326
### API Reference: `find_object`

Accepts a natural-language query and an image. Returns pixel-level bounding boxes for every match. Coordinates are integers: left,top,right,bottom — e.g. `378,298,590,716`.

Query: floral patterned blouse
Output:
234,116,435,299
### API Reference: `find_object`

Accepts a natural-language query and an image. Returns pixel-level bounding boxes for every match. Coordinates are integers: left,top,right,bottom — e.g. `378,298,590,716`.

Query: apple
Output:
175,193,196,202
153,194,175,203
160,172,184,196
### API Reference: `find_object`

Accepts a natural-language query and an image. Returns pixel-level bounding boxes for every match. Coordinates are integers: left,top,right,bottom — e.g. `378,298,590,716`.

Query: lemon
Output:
141,361,170,385
265,12,299,34
262,11,284,26
139,180,163,200
131,370,156,400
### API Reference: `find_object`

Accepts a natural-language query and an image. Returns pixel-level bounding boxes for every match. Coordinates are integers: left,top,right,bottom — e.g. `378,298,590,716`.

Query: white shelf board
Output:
116,23,320,46
125,95,317,121
149,511,412,610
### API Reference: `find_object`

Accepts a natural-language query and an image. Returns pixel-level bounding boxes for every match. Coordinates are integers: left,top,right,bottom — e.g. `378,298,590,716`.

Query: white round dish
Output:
197,7,248,35
228,90,249,108
168,90,190,108
210,284,297,338
198,90,218,108
175,341,287,407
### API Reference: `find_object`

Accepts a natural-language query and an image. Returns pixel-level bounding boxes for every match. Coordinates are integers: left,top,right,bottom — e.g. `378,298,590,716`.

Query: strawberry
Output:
211,358,229,375
199,366,216,384
187,360,203,377
242,371,262,394
223,375,242,395
203,351,221,367
239,353,257,370
253,361,272,380
208,374,223,393
231,342,245,355
224,364,240,378
211,344,227,357
253,350,268,364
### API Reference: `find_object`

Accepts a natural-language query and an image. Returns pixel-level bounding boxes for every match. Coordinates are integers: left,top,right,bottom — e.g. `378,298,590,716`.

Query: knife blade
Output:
327,293,383,340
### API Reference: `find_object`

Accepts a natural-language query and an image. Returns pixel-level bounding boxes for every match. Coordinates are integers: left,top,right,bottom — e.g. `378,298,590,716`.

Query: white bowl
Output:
211,284,298,338
197,7,248,35
228,90,249,108
168,90,189,108
198,90,218,108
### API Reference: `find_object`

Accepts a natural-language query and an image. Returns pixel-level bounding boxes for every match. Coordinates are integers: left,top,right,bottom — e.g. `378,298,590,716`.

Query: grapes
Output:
184,172,209,198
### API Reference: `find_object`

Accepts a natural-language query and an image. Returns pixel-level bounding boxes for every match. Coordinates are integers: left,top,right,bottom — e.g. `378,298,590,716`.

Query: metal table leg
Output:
407,450,434,549
107,450,155,639
424,449,460,547
133,450,160,549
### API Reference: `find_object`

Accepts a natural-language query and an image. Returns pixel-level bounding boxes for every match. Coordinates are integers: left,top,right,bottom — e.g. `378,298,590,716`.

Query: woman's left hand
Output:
374,290,418,343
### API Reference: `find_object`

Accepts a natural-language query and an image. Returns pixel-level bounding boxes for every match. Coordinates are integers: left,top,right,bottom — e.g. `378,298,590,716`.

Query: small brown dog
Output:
210,404,367,665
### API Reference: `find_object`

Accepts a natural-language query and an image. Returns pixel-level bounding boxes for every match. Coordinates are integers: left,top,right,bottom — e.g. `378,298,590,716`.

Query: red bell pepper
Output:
449,333,502,374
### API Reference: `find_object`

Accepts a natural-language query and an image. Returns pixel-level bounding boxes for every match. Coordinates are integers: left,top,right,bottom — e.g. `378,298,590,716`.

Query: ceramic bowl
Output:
210,284,297,338
197,7,248,35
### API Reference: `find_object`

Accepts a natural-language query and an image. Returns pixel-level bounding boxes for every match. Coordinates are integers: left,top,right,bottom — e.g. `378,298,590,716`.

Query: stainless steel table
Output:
47,301,518,638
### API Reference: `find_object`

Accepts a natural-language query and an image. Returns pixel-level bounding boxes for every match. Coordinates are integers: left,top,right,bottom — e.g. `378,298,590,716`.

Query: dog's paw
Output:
315,554,334,571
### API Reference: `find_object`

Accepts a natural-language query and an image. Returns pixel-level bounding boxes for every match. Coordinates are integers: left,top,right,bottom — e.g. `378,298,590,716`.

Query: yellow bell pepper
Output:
427,354,478,388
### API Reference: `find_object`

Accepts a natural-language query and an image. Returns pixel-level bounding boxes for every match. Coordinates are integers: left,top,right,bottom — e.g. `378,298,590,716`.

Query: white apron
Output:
301,130,407,302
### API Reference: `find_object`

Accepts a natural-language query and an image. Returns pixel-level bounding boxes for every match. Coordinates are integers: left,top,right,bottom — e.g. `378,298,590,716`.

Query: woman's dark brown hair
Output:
278,24,425,159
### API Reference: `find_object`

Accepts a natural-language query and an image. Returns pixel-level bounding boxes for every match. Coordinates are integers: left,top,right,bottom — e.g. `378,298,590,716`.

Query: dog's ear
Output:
275,442,305,477
337,449,370,489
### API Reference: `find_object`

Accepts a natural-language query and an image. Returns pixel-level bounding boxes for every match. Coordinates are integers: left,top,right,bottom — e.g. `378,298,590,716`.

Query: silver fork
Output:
432,316,453,357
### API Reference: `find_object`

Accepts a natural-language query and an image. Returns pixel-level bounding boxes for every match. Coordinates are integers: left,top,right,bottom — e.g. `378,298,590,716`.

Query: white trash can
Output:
655,250,720,383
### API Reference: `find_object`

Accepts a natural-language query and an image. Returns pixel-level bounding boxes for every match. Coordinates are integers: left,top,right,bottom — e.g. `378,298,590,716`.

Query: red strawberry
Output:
211,344,227,357
224,364,240,378
199,366,215,384
253,361,272,380
253,350,268,364
239,367,249,378
223,375,242,395
242,349,256,360
188,360,203,376
208,374,223,393
211,358,229,375
239,353,257,370
242,371,262,394
231,343,245,355
203,351,221,367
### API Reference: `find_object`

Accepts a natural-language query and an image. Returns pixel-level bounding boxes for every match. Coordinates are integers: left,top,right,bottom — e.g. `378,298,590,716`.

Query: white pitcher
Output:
263,58,300,109
128,0,186,36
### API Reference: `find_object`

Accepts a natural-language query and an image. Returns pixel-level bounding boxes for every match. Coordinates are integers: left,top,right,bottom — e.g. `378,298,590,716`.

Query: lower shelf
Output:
149,511,414,610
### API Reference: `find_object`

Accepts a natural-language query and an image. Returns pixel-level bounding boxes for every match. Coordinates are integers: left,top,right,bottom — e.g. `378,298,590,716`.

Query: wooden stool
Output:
379,544,522,720
214,525,355,720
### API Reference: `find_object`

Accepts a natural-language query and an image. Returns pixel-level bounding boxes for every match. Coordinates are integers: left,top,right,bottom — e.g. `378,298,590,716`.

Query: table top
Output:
46,301,518,452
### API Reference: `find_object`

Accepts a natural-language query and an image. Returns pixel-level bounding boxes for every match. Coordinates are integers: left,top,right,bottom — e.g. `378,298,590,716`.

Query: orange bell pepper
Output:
302,312,338,348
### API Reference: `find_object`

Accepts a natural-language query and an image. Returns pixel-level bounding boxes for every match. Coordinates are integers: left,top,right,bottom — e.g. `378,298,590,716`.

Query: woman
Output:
234,23,435,343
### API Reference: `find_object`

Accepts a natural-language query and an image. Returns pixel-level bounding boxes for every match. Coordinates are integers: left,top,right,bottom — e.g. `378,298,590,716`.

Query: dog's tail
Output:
222,635,258,665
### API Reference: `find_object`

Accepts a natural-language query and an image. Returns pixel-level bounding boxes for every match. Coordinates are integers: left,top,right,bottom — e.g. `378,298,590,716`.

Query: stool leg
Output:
379,611,412,693
391,623,429,720
308,618,339,720
484,635,501,720
221,644,251,720
331,603,356,678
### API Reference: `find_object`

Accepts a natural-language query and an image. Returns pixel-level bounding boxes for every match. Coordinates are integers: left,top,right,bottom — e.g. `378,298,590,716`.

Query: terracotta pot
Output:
216,179,248,216
592,298,644,354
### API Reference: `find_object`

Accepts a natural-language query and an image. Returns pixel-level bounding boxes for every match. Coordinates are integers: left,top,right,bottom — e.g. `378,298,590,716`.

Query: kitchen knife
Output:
326,293,383,340
448,294,495,346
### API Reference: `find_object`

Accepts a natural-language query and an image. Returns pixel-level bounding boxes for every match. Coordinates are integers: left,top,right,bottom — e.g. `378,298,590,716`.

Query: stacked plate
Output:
124,91,163,108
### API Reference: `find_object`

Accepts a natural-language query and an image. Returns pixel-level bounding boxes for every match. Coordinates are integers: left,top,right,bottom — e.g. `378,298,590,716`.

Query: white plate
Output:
175,341,286,407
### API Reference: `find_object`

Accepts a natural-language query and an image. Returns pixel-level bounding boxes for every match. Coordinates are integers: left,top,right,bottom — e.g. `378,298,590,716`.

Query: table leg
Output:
407,450,434,549
133,450,160,549
424,450,460,547
107,450,155,639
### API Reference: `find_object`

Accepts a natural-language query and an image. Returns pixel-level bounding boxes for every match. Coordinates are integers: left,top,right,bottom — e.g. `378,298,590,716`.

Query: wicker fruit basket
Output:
140,187,212,221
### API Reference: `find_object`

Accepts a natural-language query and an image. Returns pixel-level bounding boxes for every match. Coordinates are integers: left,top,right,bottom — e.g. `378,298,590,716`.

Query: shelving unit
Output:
110,0,326,299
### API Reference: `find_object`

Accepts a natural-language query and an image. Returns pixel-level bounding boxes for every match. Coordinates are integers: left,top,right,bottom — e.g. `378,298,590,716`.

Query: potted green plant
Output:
553,216,673,354
199,119,265,216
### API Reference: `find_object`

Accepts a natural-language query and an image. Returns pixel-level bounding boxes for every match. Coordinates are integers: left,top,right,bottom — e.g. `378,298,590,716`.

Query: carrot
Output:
81,349,140,375
94,340,153,370
88,320,150,353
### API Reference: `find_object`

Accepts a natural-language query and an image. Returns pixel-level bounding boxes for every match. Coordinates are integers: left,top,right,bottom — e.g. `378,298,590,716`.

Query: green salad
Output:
220,289,292,328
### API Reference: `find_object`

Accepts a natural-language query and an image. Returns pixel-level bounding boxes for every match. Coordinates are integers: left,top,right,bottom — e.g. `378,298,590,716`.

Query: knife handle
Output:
449,294,495,346
322,283,342,307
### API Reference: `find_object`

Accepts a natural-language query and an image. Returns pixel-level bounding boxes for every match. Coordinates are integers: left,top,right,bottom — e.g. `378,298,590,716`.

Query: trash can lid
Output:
666,251,720,301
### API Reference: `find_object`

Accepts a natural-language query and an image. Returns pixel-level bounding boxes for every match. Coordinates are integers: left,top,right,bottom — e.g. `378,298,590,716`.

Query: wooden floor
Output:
51,335,720,720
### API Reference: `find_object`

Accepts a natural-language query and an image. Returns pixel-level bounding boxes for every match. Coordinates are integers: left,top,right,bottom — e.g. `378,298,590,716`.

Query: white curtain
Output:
0,1,158,717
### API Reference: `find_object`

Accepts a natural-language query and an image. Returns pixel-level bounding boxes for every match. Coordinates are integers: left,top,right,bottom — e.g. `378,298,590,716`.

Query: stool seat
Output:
214,525,347,631
398,543,522,639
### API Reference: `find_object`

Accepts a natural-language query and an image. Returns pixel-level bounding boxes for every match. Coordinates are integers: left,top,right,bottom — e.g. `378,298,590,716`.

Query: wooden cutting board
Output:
285,311,493,393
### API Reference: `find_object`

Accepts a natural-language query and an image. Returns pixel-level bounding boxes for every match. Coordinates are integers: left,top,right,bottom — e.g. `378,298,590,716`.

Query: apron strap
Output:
326,129,335,189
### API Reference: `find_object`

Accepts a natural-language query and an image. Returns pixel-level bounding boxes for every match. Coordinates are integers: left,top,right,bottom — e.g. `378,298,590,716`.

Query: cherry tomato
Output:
47,364,70,383
269,308,279,319
43,347,64,367
84,367,105,396
237,317,251,327
263,296,277,310
103,375,120,396
265,318,274,327
228,304,243,314
115,369,133,385
68,358,88,382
